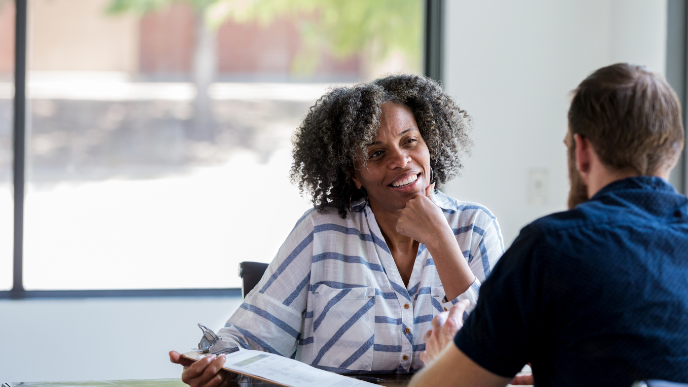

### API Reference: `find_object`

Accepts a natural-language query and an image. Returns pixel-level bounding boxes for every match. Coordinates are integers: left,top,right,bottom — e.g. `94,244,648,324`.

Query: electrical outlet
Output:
529,169,548,205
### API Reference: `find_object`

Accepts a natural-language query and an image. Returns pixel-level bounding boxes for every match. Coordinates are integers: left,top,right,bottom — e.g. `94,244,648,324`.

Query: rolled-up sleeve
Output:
217,212,314,357
446,210,505,316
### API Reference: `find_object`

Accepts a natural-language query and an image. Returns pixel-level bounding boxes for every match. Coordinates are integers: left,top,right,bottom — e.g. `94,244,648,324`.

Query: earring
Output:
430,167,435,185
349,187,368,213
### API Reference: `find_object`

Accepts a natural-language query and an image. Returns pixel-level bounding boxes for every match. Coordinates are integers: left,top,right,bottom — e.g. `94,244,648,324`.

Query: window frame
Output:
1,0,444,299
666,0,688,194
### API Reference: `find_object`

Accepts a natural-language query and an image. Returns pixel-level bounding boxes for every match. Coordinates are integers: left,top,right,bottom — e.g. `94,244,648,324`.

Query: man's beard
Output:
567,143,589,209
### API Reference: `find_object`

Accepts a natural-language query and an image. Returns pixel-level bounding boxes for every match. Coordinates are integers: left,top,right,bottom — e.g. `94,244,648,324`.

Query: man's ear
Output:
574,134,592,178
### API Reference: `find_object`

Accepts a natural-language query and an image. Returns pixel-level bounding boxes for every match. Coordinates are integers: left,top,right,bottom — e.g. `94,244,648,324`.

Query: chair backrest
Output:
238,261,269,299
633,381,688,387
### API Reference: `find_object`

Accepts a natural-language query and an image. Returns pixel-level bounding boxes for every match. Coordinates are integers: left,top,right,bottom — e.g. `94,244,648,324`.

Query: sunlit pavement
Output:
0,78,353,291
1,148,312,290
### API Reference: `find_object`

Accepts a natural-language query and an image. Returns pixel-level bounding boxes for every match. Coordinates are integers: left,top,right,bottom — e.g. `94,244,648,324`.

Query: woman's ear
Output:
349,165,363,190
351,175,362,190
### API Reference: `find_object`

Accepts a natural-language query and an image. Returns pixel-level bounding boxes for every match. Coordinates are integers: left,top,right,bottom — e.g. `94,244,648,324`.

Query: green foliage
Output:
296,0,423,75
105,0,423,77
106,0,221,16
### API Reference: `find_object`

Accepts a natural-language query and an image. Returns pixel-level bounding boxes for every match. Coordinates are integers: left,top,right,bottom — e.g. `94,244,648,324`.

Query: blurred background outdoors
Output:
0,0,423,290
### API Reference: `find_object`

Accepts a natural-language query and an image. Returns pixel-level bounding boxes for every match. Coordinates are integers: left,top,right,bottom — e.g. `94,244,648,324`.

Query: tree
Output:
209,0,422,77
106,0,422,138
107,0,226,141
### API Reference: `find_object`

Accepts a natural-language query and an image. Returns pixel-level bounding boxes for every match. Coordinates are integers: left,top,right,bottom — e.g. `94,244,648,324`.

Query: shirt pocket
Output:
311,285,376,371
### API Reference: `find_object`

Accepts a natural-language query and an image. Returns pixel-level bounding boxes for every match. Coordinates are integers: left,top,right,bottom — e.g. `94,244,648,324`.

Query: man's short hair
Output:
568,63,684,175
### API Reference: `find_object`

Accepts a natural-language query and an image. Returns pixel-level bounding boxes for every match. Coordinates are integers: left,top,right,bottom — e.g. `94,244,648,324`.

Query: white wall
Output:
0,0,670,383
0,297,242,382
442,0,667,245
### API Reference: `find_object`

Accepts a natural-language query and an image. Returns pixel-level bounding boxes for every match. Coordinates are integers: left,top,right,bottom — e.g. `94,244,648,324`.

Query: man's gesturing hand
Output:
420,299,470,365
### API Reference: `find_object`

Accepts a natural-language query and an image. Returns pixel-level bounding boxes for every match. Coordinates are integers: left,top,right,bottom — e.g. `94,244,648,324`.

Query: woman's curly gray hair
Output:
290,74,473,218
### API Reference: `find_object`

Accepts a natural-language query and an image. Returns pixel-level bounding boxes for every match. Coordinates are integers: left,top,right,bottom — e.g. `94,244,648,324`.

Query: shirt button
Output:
404,328,411,334
444,307,448,311
402,355,409,361
404,303,410,309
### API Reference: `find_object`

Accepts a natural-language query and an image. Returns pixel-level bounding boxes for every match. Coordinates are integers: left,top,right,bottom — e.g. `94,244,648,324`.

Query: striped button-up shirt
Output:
217,191,504,374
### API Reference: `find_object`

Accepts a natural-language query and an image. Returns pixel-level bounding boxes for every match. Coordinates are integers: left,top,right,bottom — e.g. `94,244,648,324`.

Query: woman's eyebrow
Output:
366,128,418,146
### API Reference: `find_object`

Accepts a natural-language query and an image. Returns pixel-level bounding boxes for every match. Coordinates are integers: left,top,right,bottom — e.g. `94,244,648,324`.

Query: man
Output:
411,63,688,387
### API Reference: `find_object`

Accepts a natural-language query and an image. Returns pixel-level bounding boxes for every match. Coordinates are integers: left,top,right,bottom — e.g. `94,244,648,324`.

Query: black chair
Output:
238,261,269,299
633,381,688,387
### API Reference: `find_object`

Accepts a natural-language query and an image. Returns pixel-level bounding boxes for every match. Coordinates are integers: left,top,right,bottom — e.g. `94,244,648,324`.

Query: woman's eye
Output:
369,150,383,159
405,138,417,145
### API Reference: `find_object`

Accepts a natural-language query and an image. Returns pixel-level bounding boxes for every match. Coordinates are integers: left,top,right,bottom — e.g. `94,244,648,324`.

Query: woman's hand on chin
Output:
396,184,449,244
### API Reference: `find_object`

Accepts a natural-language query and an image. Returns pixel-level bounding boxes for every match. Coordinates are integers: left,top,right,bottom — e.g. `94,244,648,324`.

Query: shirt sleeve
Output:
216,212,314,357
445,213,505,315
453,225,542,378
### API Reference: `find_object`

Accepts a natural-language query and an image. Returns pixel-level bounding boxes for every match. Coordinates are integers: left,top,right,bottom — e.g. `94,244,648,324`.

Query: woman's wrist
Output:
423,223,457,253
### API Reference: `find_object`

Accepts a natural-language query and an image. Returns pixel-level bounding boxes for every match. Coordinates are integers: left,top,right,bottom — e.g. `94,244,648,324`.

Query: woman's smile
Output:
390,172,421,189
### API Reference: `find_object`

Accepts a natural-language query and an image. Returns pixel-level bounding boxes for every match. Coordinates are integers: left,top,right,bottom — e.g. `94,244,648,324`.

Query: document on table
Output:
182,349,377,387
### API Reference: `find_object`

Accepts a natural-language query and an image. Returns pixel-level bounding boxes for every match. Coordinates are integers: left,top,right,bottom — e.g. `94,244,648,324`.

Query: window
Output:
0,0,14,291
4,0,437,295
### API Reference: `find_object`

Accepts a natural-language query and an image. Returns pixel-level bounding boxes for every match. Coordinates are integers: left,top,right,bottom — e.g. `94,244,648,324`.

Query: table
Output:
3,374,414,387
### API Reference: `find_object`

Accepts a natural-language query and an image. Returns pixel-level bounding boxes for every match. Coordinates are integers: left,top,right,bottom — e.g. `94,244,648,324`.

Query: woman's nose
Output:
387,148,410,169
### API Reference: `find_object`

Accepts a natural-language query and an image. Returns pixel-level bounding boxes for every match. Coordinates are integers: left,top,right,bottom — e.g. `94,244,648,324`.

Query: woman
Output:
170,74,504,384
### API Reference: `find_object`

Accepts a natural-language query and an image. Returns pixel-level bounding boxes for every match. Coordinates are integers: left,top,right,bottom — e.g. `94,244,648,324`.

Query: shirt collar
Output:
430,190,456,212
592,176,676,200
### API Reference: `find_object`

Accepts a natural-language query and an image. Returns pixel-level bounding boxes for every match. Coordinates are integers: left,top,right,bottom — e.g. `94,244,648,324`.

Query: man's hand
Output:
421,299,470,365
169,351,233,387
510,373,534,385
510,365,534,385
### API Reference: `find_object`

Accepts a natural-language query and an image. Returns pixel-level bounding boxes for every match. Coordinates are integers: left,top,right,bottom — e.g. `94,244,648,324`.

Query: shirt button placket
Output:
401,302,413,369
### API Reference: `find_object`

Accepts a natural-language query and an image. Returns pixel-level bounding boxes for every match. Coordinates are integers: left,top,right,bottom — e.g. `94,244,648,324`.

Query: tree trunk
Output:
191,10,217,142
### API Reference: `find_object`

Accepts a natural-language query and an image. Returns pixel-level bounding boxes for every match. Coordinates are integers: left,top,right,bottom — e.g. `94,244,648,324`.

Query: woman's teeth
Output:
392,174,418,187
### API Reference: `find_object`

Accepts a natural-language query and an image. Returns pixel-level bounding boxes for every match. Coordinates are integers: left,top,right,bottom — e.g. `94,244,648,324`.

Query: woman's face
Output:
352,102,431,215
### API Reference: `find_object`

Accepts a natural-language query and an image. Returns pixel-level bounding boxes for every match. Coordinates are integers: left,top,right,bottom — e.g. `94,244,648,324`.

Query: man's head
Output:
566,63,684,208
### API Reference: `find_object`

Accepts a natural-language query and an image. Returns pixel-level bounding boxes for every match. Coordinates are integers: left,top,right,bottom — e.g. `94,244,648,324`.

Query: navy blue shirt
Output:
455,177,688,386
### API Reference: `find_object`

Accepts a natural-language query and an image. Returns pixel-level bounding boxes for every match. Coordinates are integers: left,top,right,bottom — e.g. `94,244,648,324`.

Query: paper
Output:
183,349,377,387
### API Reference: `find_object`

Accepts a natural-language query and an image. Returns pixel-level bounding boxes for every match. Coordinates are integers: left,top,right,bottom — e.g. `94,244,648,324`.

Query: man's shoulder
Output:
504,207,599,262
525,198,630,236
526,207,589,233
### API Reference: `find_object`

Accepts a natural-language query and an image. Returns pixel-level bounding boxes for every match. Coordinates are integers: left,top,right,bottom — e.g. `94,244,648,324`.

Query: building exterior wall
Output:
29,0,139,73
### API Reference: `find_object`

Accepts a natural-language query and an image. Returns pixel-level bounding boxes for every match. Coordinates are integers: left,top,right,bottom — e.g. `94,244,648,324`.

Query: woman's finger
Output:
182,355,216,380
424,183,435,199
202,355,227,380
169,351,195,368
205,370,227,387
191,355,226,387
